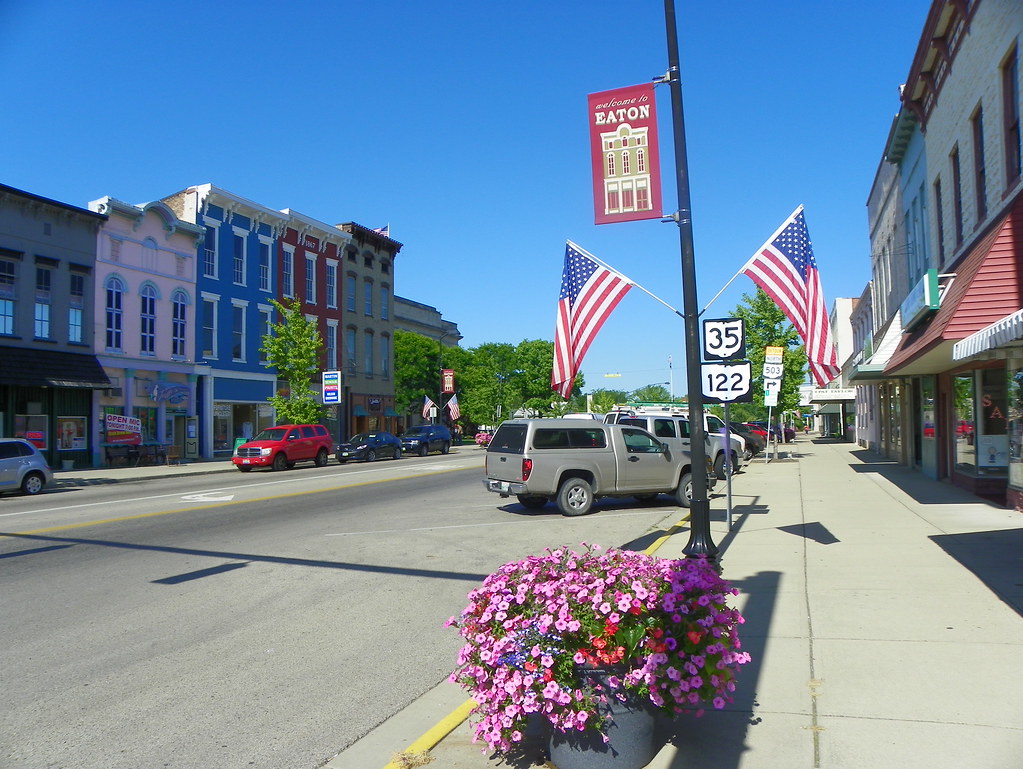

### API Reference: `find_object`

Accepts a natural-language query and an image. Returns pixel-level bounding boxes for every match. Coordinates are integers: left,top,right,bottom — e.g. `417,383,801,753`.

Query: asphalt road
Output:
0,455,687,769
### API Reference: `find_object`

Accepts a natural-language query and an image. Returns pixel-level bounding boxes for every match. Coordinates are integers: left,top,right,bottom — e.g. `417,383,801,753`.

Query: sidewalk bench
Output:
105,445,140,467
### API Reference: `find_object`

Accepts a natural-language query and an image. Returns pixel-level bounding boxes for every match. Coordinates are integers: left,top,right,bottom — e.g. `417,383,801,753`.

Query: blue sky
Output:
1,0,930,396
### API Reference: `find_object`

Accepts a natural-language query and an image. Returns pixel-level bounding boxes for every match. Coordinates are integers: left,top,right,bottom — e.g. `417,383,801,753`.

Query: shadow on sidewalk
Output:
930,527,1023,617
848,449,1007,507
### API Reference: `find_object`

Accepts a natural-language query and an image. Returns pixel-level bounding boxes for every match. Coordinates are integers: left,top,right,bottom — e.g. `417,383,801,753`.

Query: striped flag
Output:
740,207,840,386
552,242,634,398
446,393,460,421
422,395,436,419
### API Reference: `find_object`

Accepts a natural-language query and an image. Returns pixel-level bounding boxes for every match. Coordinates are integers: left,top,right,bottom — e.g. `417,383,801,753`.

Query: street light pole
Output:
663,0,718,562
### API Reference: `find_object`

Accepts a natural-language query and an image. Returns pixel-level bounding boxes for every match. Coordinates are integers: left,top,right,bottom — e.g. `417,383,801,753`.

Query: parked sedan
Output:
728,422,765,458
336,432,402,463
0,438,53,496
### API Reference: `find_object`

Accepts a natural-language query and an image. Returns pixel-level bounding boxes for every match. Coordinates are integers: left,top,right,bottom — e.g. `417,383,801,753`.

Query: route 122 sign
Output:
701,361,753,403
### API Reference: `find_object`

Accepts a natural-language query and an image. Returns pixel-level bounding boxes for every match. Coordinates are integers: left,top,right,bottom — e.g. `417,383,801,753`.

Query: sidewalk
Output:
50,456,238,488
331,438,1023,769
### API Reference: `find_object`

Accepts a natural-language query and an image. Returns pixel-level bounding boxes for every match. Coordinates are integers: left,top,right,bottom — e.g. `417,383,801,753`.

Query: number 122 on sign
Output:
701,362,753,403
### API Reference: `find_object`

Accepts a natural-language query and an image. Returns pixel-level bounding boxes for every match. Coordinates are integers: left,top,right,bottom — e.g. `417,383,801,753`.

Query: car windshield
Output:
253,428,288,441
349,433,374,443
405,428,429,436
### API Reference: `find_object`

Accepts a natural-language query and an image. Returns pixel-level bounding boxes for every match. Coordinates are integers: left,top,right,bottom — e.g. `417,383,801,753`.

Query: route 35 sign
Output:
702,318,746,360
701,361,753,403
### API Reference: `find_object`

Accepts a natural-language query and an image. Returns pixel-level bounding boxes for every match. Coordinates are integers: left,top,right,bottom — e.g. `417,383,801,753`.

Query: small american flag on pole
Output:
740,207,840,387
422,395,436,419
446,393,460,421
552,242,634,399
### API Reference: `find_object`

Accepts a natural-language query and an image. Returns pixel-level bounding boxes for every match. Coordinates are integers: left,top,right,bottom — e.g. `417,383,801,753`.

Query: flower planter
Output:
549,668,661,769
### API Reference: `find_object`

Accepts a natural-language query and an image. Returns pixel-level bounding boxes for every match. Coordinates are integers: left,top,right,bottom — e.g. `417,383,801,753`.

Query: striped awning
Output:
952,308,1023,360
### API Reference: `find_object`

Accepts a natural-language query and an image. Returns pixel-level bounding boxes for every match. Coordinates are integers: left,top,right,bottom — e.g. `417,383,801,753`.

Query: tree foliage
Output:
394,329,442,418
260,297,327,425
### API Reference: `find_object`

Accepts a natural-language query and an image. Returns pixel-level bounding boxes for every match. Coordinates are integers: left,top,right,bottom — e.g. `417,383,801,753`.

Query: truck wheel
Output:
674,471,694,508
272,453,288,472
516,495,547,510
556,477,593,516
419,444,428,457
314,449,329,467
440,441,450,454
714,453,727,480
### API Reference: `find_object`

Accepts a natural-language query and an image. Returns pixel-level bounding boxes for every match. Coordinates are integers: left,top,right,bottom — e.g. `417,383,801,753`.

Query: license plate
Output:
242,459,250,464
488,480,511,493
341,452,350,457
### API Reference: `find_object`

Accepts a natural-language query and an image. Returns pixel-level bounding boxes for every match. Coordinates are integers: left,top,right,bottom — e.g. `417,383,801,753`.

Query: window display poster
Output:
105,413,142,445
58,417,87,450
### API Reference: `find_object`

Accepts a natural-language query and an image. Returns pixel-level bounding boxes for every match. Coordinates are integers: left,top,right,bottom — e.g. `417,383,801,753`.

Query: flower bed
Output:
447,544,750,753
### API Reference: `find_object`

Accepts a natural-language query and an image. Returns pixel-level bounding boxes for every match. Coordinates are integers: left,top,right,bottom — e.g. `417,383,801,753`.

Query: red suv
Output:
232,424,332,472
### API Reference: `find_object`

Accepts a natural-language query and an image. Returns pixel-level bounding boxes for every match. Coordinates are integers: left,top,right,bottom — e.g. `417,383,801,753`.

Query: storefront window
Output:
1009,365,1023,488
921,377,936,441
977,367,1008,476
132,407,158,442
953,373,976,473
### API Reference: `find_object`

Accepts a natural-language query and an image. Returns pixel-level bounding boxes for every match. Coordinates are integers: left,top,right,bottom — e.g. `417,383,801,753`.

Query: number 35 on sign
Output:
701,361,753,403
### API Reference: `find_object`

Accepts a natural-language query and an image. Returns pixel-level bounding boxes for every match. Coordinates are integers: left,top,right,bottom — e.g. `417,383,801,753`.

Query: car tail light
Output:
521,458,532,481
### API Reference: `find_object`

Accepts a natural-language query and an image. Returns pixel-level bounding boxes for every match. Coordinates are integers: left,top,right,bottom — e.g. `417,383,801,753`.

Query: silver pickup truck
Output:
482,418,716,516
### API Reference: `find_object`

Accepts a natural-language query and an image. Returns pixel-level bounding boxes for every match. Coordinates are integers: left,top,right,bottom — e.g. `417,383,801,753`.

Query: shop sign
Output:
900,268,939,330
105,413,142,445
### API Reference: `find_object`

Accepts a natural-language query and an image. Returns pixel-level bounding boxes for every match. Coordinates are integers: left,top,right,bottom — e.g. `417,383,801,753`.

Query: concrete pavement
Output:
44,440,1023,768
328,438,1023,769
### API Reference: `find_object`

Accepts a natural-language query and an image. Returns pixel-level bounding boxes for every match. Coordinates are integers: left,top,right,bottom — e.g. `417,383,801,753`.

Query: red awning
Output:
885,193,1023,376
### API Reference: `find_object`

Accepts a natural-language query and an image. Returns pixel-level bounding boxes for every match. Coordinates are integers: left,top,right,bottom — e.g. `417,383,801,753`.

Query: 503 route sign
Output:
701,361,753,403
702,318,746,361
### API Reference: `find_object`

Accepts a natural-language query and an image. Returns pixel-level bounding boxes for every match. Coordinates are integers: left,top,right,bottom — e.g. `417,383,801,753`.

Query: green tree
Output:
630,383,672,403
728,287,808,421
394,330,441,419
586,388,629,413
260,298,327,425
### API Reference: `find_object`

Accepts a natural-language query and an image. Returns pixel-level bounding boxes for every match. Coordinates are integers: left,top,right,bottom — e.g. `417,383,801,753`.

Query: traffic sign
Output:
702,318,746,360
701,361,753,403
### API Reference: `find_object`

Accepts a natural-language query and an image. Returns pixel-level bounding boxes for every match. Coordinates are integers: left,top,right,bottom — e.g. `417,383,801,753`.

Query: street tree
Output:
631,383,672,403
260,297,327,425
394,330,441,419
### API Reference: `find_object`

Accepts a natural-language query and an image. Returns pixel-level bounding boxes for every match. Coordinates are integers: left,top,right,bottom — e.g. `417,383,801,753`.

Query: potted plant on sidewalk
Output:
446,544,750,767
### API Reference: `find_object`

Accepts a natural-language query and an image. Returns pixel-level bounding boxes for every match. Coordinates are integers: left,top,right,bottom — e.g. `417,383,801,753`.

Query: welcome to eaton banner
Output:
587,83,662,225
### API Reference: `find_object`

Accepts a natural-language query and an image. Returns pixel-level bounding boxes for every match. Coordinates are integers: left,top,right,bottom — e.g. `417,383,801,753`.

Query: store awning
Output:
848,311,904,382
384,407,399,417
952,308,1023,360
352,405,368,417
886,193,1023,376
0,345,111,389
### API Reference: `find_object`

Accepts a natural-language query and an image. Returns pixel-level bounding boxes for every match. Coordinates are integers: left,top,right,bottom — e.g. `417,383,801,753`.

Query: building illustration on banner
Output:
600,123,654,218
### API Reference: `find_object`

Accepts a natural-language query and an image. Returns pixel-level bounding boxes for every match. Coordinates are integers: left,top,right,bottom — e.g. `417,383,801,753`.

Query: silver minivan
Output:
0,438,53,496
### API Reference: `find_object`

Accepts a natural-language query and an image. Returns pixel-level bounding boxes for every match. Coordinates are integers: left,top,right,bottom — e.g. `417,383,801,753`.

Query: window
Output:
364,330,374,374
621,150,631,175
1003,46,1021,186
305,255,316,304
326,321,338,369
345,327,357,371
933,177,945,265
172,290,187,357
232,301,246,361
950,145,963,246
0,258,15,335
203,226,218,278
637,148,646,173
380,334,390,375
606,153,615,177
282,248,294,297
326,262,337,309
380,260,390,276
346,274,356,312
258,305,273,363
258,241,271,291
346,247,356,263
140,284,157,355
972,107,987,222
34,266,51,339
363,253,373,268
380,285,389,320
201,296,217,358
232,233,246,285
105,276,124,350
363,279,373,315
68,272,85,343
636,185,649,211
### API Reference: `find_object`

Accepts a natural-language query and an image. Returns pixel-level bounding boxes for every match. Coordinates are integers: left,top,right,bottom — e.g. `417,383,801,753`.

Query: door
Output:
617,427,674,492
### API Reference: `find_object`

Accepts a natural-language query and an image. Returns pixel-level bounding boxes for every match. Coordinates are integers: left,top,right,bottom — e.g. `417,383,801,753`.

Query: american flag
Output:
552,242,634,398
446,393,460,421
740,207,840,387
372,225,390,237
422,395,436,419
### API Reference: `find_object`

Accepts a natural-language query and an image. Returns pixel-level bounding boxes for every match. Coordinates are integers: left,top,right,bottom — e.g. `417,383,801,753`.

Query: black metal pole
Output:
663,0,718,561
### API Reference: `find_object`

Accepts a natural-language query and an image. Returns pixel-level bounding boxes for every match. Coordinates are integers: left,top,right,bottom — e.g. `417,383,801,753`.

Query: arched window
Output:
621,150,630,175
172,290,189,358
606,153,615,177
637,148,646,173
105,276,124,351
140,283,158,355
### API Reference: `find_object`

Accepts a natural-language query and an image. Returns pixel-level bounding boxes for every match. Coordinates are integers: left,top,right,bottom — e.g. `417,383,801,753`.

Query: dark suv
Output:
400,424,452,456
